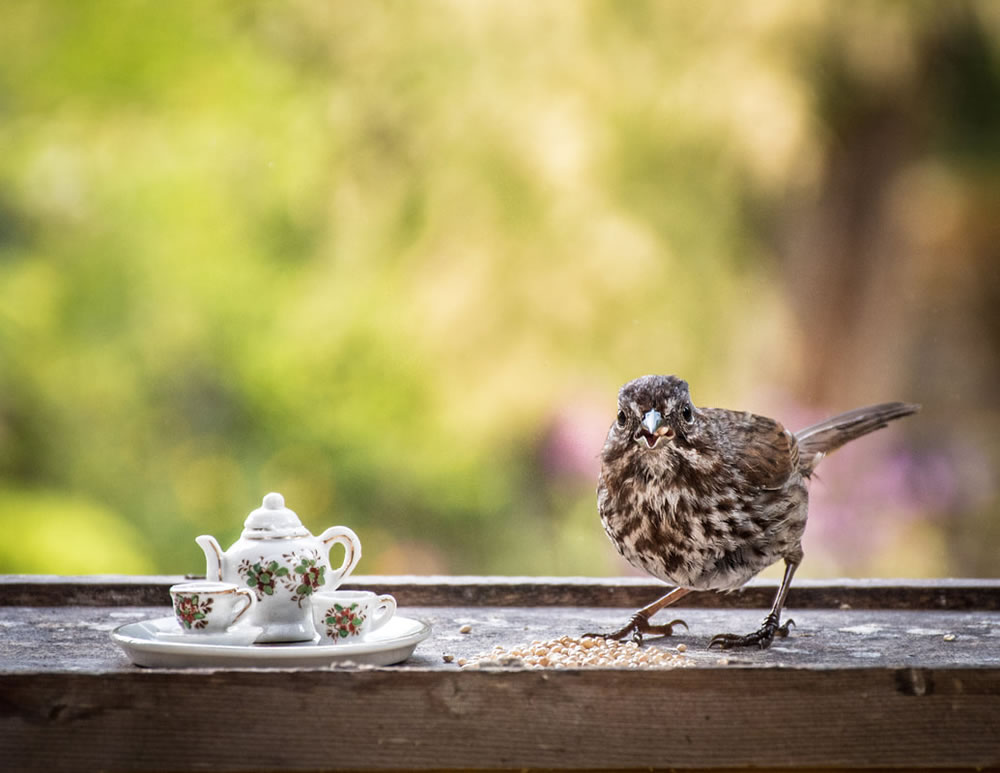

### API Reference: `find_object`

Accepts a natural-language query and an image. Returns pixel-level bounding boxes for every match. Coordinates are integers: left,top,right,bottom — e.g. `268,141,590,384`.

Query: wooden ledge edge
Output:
1,574,998,609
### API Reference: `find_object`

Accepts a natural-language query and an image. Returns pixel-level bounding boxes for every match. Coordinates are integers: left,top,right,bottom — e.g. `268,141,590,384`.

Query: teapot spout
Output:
196,535,224,581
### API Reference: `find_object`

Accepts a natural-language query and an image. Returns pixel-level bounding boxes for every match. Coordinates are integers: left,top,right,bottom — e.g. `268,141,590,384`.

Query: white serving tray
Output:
111,615,431,668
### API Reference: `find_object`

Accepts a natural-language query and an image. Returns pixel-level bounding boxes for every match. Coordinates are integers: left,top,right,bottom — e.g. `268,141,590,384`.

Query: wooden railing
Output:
2,575,998,771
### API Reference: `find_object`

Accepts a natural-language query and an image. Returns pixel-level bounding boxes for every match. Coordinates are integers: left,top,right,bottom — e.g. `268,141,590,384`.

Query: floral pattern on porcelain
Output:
323,602,366,640
173,594,214,629
238,548,328,606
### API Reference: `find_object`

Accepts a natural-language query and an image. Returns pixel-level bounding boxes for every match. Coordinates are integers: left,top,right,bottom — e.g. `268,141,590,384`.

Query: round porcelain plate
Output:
149,621,265,647
111,615,431,668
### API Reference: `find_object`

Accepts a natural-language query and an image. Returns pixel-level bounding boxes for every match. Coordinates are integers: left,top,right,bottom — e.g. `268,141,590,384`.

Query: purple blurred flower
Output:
539,398,610,482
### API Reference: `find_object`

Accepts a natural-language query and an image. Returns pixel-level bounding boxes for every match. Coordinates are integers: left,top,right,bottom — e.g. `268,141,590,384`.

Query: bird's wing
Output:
712,409,798,491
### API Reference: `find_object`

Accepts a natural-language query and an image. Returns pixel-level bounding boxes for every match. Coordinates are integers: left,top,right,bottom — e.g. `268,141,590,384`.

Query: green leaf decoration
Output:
339,629,349,637
263,585,274,596
334,603,344,611
194,612,205,620
325,616,336,625
296,584,309,595
247,576,258,587
267,561,279,572
276,567,289,577
352,616,363,626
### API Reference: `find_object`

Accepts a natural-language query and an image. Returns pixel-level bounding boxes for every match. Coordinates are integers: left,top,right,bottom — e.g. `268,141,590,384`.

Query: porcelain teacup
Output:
312,590,396,643
170,581,255,634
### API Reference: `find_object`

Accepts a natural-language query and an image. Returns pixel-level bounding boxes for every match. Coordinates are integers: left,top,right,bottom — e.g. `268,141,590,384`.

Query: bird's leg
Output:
709,559,799,650
584,586,691,644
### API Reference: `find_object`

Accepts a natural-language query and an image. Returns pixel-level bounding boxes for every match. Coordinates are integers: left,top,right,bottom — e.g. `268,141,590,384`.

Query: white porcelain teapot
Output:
196,492,362,642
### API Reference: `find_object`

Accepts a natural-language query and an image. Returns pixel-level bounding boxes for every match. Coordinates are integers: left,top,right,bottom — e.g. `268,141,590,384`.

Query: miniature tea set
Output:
111,493,430,668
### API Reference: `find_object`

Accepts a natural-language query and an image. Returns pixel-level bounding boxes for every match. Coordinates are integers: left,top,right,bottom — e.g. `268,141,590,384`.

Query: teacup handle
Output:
370,594,396,634
231,588,255,626
319,526,362,587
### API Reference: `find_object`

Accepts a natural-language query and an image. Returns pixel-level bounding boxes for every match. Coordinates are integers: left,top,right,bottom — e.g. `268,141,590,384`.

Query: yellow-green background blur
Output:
1,1,998,579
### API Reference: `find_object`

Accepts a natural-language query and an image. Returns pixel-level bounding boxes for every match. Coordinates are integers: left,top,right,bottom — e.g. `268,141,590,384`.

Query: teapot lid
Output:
242,492,309,538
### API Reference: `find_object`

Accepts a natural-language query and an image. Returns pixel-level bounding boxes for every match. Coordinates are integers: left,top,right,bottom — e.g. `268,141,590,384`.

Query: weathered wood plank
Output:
3,579,1000,771
3,575,1000,610
3,667,998,771
3,604,999,674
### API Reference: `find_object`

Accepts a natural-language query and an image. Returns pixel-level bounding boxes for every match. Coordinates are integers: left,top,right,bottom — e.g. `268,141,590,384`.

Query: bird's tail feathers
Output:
795,401,919,474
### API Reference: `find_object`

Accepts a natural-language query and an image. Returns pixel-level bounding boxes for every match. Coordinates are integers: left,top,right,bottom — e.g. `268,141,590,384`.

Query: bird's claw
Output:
584,614,688,644
708,616,795,650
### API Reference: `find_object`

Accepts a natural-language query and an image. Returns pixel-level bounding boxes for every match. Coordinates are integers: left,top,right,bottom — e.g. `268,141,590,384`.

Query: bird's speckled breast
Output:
598,440,809,591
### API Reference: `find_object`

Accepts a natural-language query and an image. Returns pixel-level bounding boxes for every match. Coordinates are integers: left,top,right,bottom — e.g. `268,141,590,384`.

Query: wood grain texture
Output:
2,577,1000,771
4,605,999,673
4,668,999,771
3,574,1000,609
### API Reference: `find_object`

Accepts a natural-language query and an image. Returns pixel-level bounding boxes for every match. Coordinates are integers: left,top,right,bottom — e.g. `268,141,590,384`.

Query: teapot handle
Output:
319,526,362,588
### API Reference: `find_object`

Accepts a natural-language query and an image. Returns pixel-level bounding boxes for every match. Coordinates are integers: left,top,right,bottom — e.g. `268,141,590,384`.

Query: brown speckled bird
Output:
591,375,918,649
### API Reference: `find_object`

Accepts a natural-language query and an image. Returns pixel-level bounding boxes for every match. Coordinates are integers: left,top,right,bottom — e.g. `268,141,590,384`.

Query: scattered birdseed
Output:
442,654,455,663
943,634,957,642
460,635,691,669
459,624,472,634
676,643,688,653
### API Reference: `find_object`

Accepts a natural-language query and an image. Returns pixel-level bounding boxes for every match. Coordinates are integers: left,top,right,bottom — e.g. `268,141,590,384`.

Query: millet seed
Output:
460,635,691,669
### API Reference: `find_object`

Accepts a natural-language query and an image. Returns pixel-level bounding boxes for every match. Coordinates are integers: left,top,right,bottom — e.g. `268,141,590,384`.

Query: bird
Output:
590,374,919,649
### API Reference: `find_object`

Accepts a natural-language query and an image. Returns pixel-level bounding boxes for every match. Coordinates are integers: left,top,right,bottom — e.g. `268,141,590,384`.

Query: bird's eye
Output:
616,409,628,427
681,402,694,423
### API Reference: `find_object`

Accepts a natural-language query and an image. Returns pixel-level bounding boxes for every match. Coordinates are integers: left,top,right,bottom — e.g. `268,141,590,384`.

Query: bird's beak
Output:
641,409,663,435
636,409,674,448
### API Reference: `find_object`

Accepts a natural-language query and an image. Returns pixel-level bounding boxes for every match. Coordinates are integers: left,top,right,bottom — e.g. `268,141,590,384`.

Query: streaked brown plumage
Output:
591,374,919,649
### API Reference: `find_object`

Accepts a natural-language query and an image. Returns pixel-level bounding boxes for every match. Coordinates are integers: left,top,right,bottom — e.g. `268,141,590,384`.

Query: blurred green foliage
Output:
1,1,998,577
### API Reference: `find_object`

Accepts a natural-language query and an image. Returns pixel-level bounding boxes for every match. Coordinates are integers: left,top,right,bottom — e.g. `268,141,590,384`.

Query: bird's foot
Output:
708,614,795,650
584,612,688,645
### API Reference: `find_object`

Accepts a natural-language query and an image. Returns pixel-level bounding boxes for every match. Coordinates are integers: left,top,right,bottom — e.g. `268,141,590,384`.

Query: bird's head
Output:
611,374,698,451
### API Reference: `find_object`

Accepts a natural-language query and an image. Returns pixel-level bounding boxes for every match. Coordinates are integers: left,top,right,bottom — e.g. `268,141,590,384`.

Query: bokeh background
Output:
1,0,997,579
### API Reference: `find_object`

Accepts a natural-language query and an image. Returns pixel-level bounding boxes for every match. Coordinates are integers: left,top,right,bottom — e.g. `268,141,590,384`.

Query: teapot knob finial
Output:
244,491,303,533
